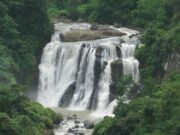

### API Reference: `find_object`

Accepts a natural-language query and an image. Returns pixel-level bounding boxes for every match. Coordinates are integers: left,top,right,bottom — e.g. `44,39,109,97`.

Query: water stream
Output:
36,22,140,135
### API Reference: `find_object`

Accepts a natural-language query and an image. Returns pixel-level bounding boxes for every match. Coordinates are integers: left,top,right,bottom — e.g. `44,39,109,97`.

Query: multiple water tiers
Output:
37,22,140,117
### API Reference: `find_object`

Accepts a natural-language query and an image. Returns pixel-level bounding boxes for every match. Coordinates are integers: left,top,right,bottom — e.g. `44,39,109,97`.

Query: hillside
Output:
0,0,179,135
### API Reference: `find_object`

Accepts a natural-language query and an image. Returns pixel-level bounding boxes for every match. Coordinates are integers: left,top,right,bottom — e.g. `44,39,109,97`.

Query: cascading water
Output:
111,27,140,83
37,22,140,117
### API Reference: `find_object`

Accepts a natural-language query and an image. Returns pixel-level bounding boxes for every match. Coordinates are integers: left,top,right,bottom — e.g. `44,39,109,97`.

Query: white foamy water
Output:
37,22,140,126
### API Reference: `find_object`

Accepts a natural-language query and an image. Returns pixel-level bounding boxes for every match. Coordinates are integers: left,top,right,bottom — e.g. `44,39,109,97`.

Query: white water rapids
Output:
37,22,140,119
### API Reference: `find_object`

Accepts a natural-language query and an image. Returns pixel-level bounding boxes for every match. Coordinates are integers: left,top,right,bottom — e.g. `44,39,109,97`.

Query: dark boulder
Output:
90,23,98,30
84,121,94,129
75,125,79,128
74,120,81,124
113,23,122,28
68,128,73,133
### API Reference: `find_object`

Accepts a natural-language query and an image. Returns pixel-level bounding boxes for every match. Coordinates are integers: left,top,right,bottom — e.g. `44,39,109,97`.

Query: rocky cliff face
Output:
164,52,180,74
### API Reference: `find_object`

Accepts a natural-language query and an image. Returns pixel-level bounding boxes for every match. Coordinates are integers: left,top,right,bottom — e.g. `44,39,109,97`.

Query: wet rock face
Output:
88,47,103,110
109,59,123,101
165,52,180,74
109,82,118,101
116,46,122,58
95,46,103,58
111,59,123,82
59,82,76,107
59,33,64,41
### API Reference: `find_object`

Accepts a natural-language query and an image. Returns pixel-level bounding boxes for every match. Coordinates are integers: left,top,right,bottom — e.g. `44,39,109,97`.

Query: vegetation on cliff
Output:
0,85,62,135
86,0,180,135
0,0,62,134
94,73,180,135
0,0,53,86
0,0,179,134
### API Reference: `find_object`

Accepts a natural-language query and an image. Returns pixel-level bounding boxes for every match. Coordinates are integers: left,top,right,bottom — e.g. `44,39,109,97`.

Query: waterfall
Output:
37,22,140,117
121,43,139,83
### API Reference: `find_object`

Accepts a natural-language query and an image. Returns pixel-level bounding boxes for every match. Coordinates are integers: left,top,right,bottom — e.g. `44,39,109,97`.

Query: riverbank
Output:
52,107,102,135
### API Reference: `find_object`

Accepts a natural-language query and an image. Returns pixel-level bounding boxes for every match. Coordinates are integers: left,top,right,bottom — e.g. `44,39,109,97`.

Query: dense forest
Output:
0,0,179,135
0,0,62,134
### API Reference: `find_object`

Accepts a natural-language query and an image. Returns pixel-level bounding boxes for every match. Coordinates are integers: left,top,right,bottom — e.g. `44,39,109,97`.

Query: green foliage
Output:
0,86,63,135
8,0,53,42
47,0,82,20
48,8,71,18
0,0,53,85
0,0,62,134
0,1,18,49
48,8,61,18
131,0,167,27
0,113,18,135
116,75,136,96
135,23,179,79
94,73,180,135
91,1,180,134
47,0,179,30
93,117,114,135
78,4,92,18
0,45,17,86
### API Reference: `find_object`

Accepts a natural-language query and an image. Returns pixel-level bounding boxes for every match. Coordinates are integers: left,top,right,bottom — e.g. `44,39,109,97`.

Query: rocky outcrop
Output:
109,59,123,101
61,27,125,42
56,114,94,135
59,82,76,107
111,59,123,82
59,33,64,41
164,52,180,74
90,23,98,30
113,23,122,28
44,129,55,135
116,46,122,58
84,120,94,129
88,47,104,109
